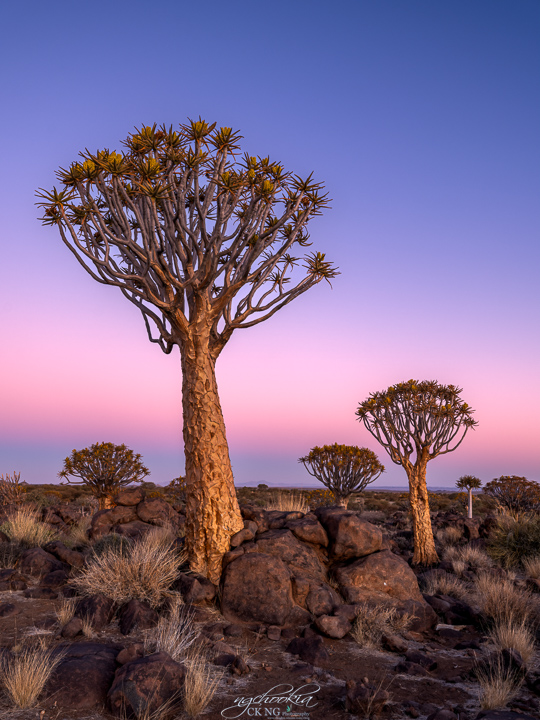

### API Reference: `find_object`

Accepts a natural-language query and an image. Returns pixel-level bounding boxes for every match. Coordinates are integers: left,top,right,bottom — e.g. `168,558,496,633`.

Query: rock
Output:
463,519,480,540
56,506,82,525
45,643,119,710
114,487,146,506
478,516,499,538
267,626,281,641
405,650,438,671
394,660,431,676
255,529,326,580
401,598,438,631
305,584,339,616
222,553,294,626
336,549,424,603
286,514,329,547
136,498,179,528
231,656,250,675
345,678,390,715
24,587,58,599
286,636,329,666
315,506,383,560
118,600,159,635
0,602,20,618
75,594,116,630
239,505,269,534
222,547,244,568
17,547,64,576
175,572,216,603
230,526,255,548
224,624,243,638
113,520,155,539
381,633,408,653
61,617,83,639
476,713,538,720
108,651,185,717
44,541,86,568
314,614,352,639
0,569,27,591
427,711,458,720
333,604,359,622
107,505,139,525
0,530,10,542
41,569,70,588
214,652,236,667
292,576,311,607
117,644,144,664
90,509,116,539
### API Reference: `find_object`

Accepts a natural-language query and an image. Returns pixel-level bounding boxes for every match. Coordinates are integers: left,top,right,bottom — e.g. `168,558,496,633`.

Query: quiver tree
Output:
356,380,477,565
37,120,337,582
299,444,384,508
58,442,149,509
483,476,540,516
456,475,482,519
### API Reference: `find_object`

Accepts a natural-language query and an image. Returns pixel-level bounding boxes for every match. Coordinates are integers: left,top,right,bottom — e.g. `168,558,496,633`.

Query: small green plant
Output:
487,514,540,568
299,444,384,508
58,442,150,509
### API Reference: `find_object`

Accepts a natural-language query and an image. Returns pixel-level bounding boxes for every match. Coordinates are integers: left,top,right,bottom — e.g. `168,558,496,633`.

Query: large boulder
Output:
114,487,146,506
315,507,383,560
108,652,185,717
335,550,424,603
255,529,327,580
44,643,119,711
44,541,85,568
286,514,329,547
17,548,65,577
221,552,295,626
118,600,159,635
136,498,179,528
75,594,116,630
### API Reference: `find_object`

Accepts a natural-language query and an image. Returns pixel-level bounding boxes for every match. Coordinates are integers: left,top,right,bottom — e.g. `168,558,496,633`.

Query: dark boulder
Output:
286,514,329,547
314,507,383,560
17,547,64,577
75,594,116,630
336,549,424,603
255,529,326,580
175,572,216,603
286,636,329,666
136,498,179,528
114,487,146,506
118,600,159,635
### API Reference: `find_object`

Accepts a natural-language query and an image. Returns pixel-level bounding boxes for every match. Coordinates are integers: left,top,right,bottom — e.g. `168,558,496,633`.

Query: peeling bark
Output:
179,326,243,583
407,460,439,566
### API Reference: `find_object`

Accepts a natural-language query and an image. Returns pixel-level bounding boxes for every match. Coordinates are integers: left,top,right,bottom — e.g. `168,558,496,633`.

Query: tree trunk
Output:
179,328,243,584
407,461,439,566
468,488,473,519
334,493,350,508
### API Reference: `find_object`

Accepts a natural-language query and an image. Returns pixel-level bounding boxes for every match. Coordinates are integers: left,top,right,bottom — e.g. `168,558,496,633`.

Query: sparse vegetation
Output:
0,506,56,547
0,472,26,506
487,514,540,568
436,525,462,546
351,604,412,648
483,476,540,515
183,652,224,718
420,572,470,600
476,654,522,710
265,491,309,514
522,555,540,579
488,620,536,666
472,571,538,626
0,643,65,709
146,601,197,661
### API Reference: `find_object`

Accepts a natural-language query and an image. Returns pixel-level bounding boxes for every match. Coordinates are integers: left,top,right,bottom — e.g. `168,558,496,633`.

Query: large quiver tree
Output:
356,380,477,565
37,120,337,582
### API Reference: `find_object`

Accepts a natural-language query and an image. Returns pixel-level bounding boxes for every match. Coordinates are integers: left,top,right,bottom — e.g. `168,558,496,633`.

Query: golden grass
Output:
351,605,412,649
265,491,309,514
183,652,224,718
420,572,470,600
0,644,65,709
523,555,540,579
64,515,92,547
55,597,76,627
476,656,522,710
488,620,536,666
146,601,197,661
436,526,462,546
0,506,56,548
473,571,538,626
458,544,494,569
71,532,184,607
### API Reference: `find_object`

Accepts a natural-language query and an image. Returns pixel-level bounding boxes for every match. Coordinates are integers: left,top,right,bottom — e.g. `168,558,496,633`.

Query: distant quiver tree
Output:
58,442,149,509
483,475,540,515
455,475,482,519
299,444,384,508
356,380,477,565
37,120,338,581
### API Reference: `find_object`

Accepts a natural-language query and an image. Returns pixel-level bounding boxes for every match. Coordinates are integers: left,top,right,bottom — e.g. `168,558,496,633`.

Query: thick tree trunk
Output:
179,329,243,584
334,494,350,509
468,488,473,519
407,461,439,566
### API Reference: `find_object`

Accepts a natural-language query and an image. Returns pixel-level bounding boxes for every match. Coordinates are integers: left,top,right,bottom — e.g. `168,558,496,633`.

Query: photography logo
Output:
221,683,320,718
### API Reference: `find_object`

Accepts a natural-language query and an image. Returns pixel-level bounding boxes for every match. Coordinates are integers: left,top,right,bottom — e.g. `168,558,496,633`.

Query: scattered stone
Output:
427,710,458,720
0,530,10,542
286,636,329,666
17,547,64,576
306,584,339,616
61,617,83,639
315,507,383,560
286,514,329,547
106,505,139,525
24,587,58,599
175,572,216,603
267,625,281,641
345,678,390,715
75,594,116,630
117,644,144,665
381,633,408,653
223,623,243,638
230,527,255,547
136,498,179,528
112,520,154,539
108,651,185,717
333,604,359,623
255,529,327,580
0,602,20,618
41,569,70,588
405,650,438,671
314,614,351,639
476,713,538,720
394,660,431,676
118,599,159,635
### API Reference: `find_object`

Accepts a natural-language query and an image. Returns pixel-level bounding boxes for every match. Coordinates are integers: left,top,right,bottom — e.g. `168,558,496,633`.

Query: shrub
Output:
146,602,197,661
476,654,522,710
265,491,309,514
420,572,470,600
183,651,224,718
0,541,25,569
483,476,540,515
0,472,26,506
91,532,133,557
487,514,540,568
522,555,540,579
488,620,536,666
58,442,150,509
72,533,183,607
305,488,336,509
472,571,538,626
436,526,462,546
0,507,56,547
1,644,65,709
351,604,412,648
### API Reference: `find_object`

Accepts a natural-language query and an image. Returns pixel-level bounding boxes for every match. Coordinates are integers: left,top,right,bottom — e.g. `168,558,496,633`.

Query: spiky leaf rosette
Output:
299,443,385,497
456,474,482,491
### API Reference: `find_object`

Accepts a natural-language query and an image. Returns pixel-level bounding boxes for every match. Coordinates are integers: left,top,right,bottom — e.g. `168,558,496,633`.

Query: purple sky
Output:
1,0,539,488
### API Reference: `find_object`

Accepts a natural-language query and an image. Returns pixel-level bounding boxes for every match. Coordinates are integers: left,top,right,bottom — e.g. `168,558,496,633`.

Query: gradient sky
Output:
1,0,539,488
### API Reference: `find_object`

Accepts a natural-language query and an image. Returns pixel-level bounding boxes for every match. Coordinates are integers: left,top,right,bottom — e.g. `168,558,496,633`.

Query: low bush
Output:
351,604,412,648
91,532,133,557
0,541,25,569
146,601,197,661
487,515,540,568
436,526,462,546
0,507,56,548
72,532,183,607
183,652,224,718
522,555,540,579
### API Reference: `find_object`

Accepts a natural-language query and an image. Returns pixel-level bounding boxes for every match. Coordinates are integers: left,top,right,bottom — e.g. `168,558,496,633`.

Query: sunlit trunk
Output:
407,460,439,566
179,327,243,583
467,488,473,519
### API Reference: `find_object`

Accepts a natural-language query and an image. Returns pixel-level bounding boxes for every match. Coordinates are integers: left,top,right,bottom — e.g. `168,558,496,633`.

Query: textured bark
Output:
407,460,439,566
179,325,243,583
467,488,473,519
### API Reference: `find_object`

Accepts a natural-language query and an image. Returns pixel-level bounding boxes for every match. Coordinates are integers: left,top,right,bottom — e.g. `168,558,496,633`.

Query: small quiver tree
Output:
456,475,482,519
356,380,477,566
299,444,384,508
58,442,149,509
0,472,26,507
483,476,540,517
37,119,337,582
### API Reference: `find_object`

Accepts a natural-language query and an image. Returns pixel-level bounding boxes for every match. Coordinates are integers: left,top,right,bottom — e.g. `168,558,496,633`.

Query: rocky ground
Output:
0,486,539,720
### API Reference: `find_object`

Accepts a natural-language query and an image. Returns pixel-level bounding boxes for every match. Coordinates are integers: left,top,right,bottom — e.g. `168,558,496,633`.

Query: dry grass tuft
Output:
71,532,183,607
436,526,462,546
488,620,536,666
265,491,309,514
459,544,494,569
523,555,540,579
0,506,56,548
476,655,522,710
420,572,470,600
351,604,412,648
55,597,76,627
146,601,197,661
0,645,65,708
183,651,224,718
64,515,92,547
473,571,538,625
